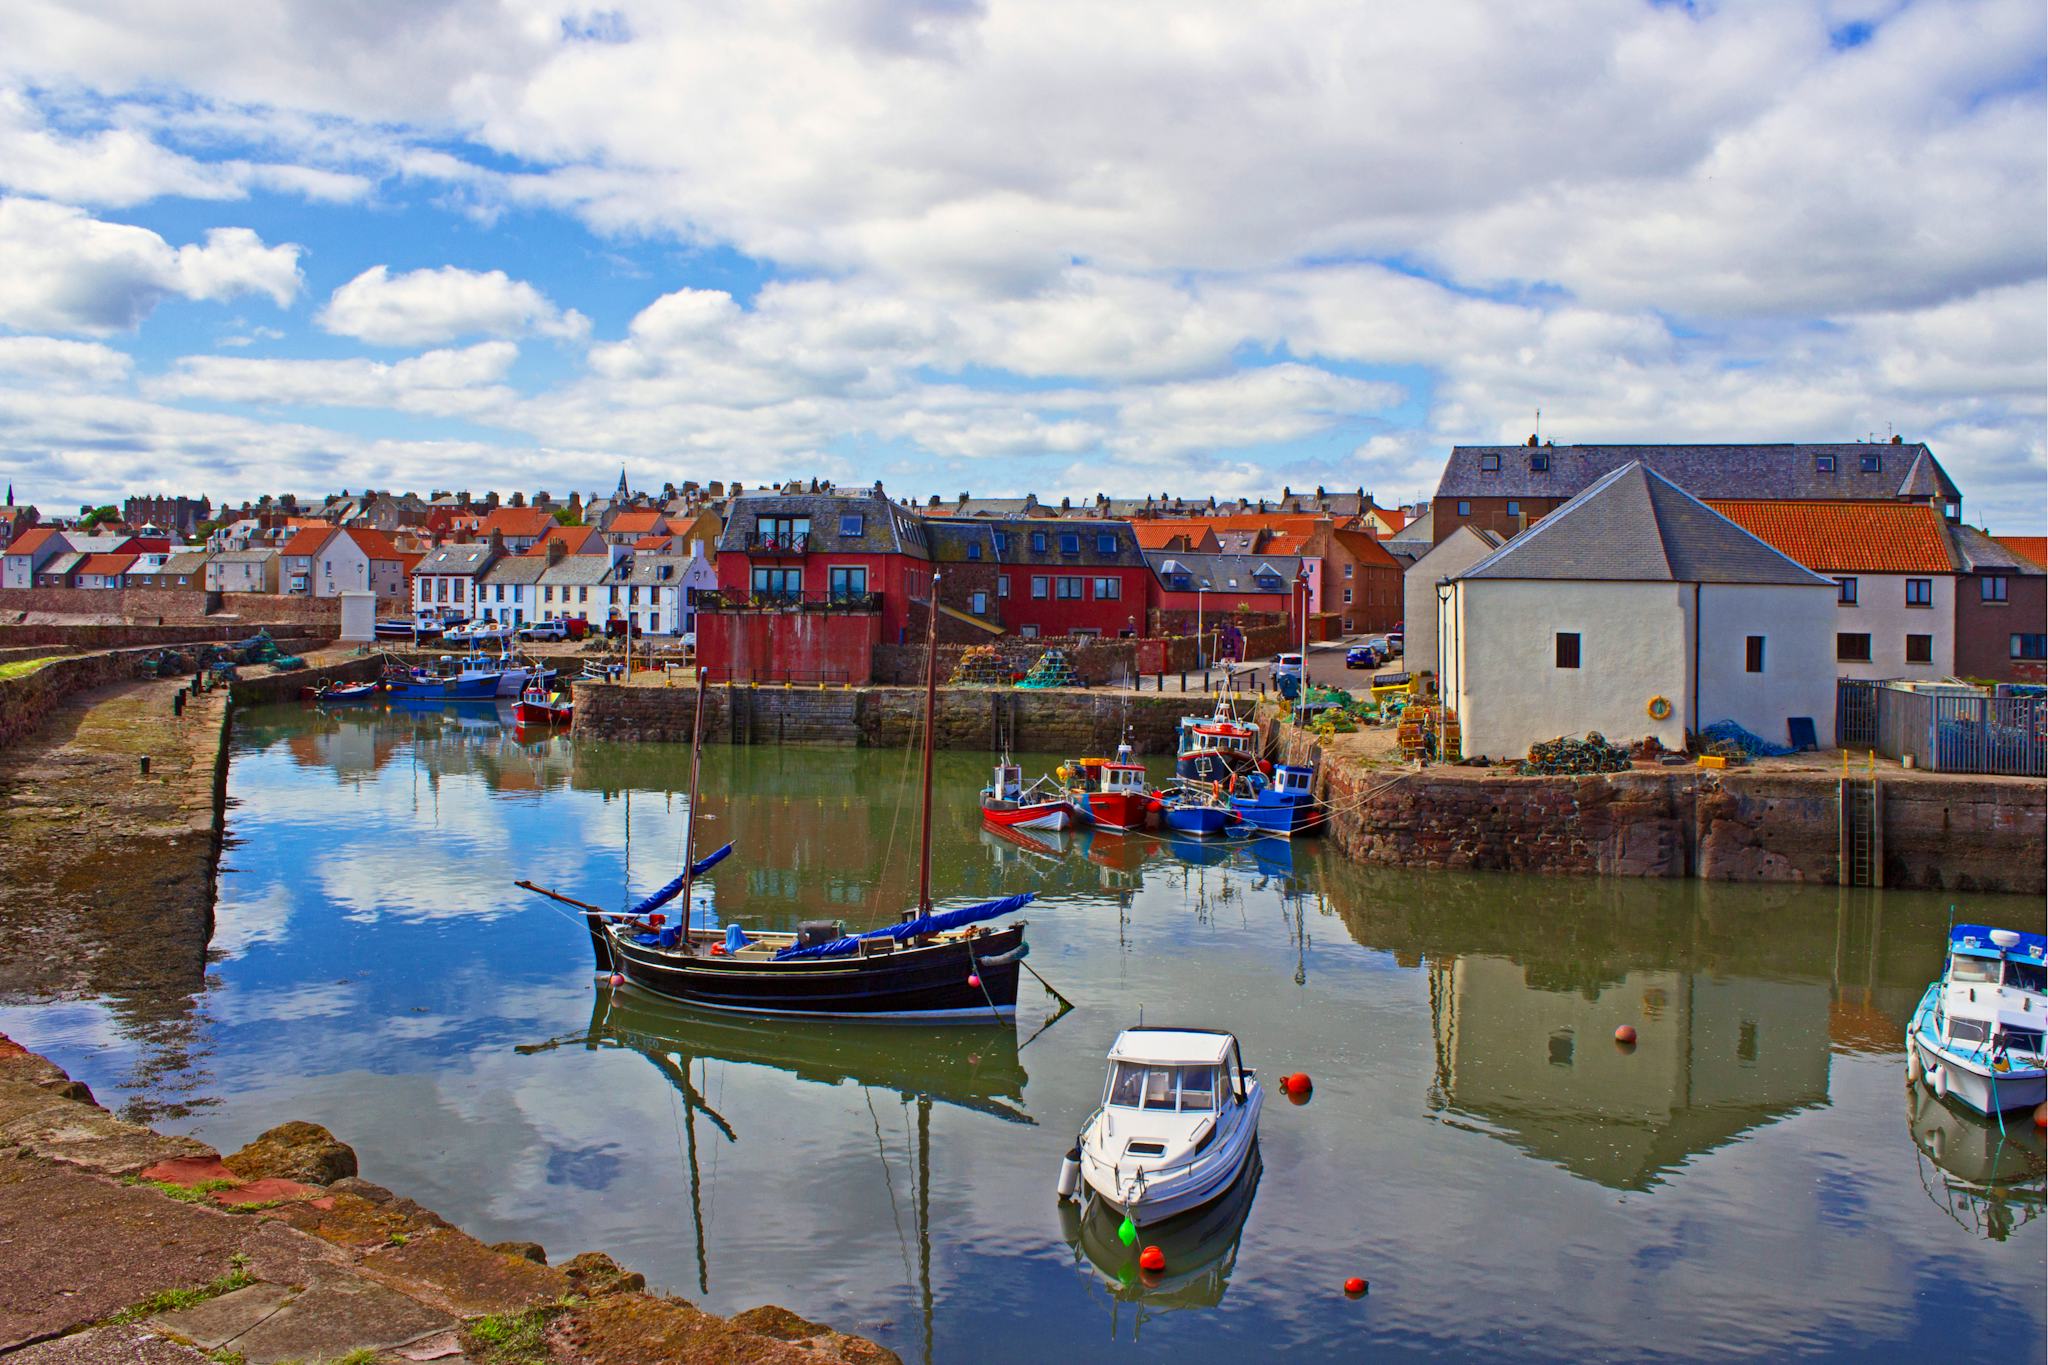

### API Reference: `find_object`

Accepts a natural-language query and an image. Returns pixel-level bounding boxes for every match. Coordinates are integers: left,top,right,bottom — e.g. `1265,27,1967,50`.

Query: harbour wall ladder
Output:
1838,773,1883,887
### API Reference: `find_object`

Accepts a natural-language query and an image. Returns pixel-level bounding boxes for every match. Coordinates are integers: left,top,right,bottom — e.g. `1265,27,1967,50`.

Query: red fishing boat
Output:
513,683,574,727
1080,744,1159,833
980,762,1080,831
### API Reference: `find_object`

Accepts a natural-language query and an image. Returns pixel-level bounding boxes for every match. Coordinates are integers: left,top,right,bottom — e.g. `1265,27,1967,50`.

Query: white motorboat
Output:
1907,924,2047,1117
1063,1027,1262,1226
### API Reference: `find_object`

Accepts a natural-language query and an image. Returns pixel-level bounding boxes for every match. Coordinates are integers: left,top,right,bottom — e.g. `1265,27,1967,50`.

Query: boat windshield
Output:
1108,1062,1217,1111
1951,954,1999,984
2007,960,2047,993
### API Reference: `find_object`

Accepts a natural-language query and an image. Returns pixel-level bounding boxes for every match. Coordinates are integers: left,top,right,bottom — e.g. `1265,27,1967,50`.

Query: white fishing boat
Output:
1907,924,2047,1117
1062,1027,1262,1226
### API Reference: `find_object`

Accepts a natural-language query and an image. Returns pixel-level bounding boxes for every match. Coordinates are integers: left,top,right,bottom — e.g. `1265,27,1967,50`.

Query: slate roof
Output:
717,490,928,556
39,552,85,578
1434,442,1960,504
538,555,615,588
210,548,279,565
1457,464,1832,586
416,544,497,577
151,551,211,576
1144,550,1303,593
480,557,547,587
1953,527,2046,576
1386,507,1435,545
1702,500,1958,575
922,519,998,564
987,519,1144,567
614,553,694,587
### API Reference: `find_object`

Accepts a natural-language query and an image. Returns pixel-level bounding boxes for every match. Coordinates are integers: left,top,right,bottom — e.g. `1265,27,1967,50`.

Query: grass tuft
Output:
107,1267,255,1325
461,1303,568,1365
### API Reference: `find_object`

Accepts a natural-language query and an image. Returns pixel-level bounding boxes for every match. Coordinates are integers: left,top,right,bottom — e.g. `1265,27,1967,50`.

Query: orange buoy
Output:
607,973,624,988
967,974,982,989
1344,1277,1368,1296
2035,1103,2046,1131
1614,1025,1638,1046
1285,1072,1313,1097
1139,1245,1166,1273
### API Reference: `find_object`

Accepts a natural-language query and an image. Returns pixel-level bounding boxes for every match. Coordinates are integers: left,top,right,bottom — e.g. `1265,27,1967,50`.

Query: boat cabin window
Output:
1108,1062,1217,1112
2007,960,2046,993
1947,1017,1988,1044
1951,954,1999,984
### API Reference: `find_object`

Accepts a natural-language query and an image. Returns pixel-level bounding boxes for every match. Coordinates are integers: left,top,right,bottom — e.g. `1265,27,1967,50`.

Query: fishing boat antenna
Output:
915,568,941,918
678,670,709,933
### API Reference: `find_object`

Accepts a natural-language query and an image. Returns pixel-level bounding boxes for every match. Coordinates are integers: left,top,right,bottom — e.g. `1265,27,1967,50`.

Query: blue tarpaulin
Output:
773,893,1035,961
627,842,734,918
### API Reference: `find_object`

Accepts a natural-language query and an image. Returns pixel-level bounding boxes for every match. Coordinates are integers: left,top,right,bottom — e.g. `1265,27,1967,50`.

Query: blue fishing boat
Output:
1908,924,2046,1117
1157,783,1239,838
1228,764,1323,837
383,654,505,700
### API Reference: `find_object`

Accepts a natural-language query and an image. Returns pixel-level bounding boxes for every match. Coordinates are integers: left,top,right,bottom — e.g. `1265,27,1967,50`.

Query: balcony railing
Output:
698,589,883,614
745,530,811,556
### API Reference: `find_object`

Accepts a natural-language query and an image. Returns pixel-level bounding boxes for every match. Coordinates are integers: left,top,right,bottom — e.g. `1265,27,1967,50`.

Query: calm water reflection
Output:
5,701,2043,1361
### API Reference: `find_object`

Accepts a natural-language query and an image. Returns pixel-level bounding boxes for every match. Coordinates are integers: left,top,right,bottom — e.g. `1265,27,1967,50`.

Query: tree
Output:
552,506,581,526
80,504,118,529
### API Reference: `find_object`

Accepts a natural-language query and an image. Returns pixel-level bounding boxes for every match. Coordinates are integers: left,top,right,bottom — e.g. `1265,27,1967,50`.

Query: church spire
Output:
615,467,629,500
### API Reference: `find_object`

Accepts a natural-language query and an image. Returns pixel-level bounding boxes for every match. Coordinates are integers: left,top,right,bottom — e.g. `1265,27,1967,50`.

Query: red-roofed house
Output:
1130,522,1221,554
1706,500,1958,679
523,524,605,558
602,508,669,546
1994,536,2046,569
3,525,66,589
74,552,139,589
477,506,554,552
279,526,417,599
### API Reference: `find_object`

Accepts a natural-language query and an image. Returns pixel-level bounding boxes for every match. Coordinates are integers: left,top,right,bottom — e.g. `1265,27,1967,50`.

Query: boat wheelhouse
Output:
1069,1027,1262,1226
1174,701,1260,782
1084,760,1157,833
514,684,573,727
1228,763,1323,837
1907,924,2047,1117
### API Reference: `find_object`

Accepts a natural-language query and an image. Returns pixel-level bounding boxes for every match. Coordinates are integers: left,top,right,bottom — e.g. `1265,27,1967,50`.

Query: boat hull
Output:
1086,791,1155,832
1161,804,1234,838
1228,795,1322,837
1911,1031,2047,1115
386,675,501,700
514,701,573,726
1081,1086,1264,1226
595,920,1027,1019
982,801,1072,831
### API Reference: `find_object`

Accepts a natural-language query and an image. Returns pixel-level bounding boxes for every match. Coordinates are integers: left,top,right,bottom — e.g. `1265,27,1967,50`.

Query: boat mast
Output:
915,569,941,917
679,670,709,926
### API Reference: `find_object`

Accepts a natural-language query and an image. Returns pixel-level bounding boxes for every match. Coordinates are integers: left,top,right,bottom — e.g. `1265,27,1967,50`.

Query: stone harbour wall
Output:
574,680,1193,752
0,621,323,649
1288,728,2047,894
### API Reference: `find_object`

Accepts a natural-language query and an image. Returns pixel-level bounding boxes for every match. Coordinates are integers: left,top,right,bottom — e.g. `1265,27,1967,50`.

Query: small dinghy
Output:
1062,1027,1262,1226
514,684,574,727
309,679,380,702
980,762,1076,831
1156,782,1238,838
1908,924,2047,1117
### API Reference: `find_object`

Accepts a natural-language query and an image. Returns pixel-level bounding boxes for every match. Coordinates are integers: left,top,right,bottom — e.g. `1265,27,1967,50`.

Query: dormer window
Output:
1030,531,1047,553
967,542,981,561
1479,454,1501,472
839,514,864,536
1860,454,1881,473
1529,452,1549,473
1096,533,1118,554
1060,533,1080,555
994,531,1008,554
1815,455,1836,473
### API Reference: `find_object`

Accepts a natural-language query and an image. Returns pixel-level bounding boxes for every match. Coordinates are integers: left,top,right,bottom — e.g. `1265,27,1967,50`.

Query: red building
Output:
955,517,1150,639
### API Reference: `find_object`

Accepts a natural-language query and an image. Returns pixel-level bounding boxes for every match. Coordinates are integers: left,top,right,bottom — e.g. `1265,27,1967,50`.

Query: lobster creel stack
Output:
950,644,1014,685
1015,649,1079,689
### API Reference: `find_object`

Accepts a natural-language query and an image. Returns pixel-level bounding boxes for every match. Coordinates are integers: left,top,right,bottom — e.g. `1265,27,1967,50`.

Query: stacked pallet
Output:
1397,704,1460,761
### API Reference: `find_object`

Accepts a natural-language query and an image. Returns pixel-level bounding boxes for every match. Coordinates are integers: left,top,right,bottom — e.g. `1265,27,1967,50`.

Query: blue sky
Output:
0,0,2041,531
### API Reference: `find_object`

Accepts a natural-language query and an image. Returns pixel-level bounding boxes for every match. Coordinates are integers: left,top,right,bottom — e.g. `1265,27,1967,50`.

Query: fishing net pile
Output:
1518,732,1633,775
1697,719,1792,760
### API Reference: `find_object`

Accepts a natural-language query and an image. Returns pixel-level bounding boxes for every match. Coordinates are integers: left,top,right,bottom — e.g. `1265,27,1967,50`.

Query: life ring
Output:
1647,696,1673,721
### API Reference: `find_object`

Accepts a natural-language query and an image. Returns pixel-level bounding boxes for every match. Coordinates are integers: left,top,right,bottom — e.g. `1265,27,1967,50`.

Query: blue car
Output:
1345,645,1381,669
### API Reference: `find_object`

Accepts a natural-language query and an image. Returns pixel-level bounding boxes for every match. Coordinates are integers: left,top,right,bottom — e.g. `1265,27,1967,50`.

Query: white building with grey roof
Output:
1440,463,1838,759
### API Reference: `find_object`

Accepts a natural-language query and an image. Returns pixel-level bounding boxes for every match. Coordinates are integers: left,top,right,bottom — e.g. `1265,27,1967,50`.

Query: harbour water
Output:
7,701,2043,1361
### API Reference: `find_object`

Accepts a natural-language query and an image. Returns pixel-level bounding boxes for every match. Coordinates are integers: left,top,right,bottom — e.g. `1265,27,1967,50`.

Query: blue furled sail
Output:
773,892,1035,961
627,842,735,918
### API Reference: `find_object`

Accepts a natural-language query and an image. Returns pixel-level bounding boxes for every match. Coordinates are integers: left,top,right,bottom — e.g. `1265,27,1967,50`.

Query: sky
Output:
0,0,2041,531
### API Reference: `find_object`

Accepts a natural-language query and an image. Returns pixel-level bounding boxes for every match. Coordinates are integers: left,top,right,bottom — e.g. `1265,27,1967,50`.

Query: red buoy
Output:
1285,1072,1314,1097
1614,1025,1638,1046
648,913,664,927
967,974,982,989
1139,1245,1166,1273
2035,1103,2046,1131
1344,1277,1368,1296
607,973,624,988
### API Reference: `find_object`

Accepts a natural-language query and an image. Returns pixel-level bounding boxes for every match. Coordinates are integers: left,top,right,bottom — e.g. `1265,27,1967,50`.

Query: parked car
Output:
1386,631,1404,657
1273,652,1305,684
1345,644,1381,669
519,620,569,642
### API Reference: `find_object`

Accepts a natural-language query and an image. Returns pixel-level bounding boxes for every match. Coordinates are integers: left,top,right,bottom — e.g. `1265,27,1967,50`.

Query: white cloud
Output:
0,335,133,386
0,196,300,334
319,265,588,346
152,341,520,418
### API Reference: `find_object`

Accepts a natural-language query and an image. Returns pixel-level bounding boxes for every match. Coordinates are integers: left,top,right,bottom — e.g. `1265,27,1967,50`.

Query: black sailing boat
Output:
519,569,1032,1019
